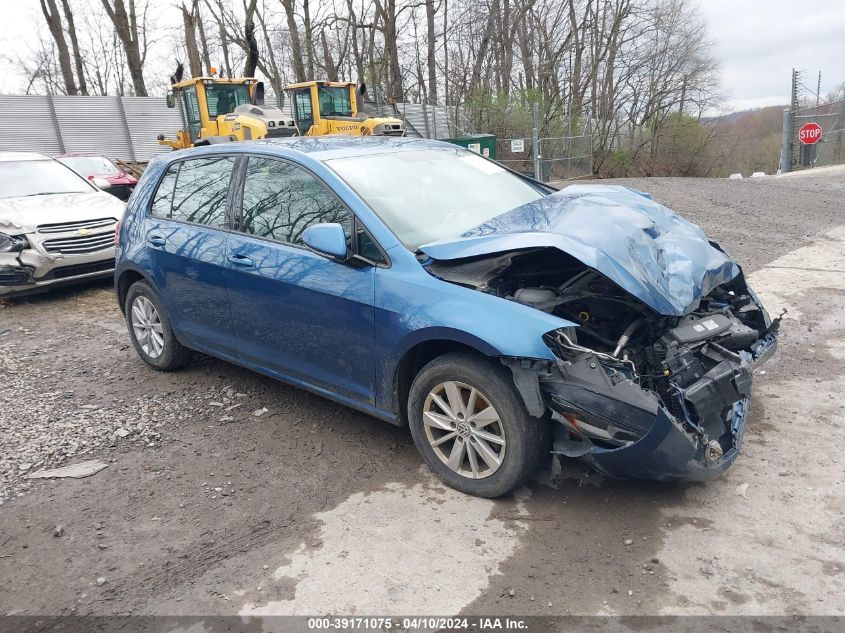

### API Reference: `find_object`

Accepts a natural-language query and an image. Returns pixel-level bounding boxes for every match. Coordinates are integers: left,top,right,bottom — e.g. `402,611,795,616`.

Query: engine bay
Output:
427,247,780,456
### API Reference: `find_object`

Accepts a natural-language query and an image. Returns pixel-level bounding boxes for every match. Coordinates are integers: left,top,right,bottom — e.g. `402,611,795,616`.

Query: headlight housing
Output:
0,233,28,253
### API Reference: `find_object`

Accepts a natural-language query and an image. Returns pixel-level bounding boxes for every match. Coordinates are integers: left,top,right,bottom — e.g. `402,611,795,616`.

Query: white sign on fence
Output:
511,139,525,153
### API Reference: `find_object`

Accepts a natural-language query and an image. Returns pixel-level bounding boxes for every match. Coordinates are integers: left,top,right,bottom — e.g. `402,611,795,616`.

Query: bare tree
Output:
60,0,89,94
181,2,203,77
280,0,308,82
39,0,78,95
243,0,260,76
100,0,147,95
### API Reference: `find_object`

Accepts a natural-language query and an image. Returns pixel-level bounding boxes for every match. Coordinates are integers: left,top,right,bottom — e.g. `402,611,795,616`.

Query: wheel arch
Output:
116,266,152,315
391,330,502,426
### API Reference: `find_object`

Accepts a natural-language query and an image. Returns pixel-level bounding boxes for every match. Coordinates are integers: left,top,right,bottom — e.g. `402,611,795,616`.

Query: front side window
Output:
318,86,352,117
239,157,351,246
206,84,251,117
150,157,235,228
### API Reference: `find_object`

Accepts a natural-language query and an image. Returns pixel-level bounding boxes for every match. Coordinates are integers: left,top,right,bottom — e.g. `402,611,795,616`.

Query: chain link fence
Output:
495,118,593,183
495,137,535,175
789,100,845,169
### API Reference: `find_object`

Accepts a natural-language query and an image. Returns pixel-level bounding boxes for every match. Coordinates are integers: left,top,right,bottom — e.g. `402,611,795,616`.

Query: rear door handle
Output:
228,254,255,268
147,235,166,247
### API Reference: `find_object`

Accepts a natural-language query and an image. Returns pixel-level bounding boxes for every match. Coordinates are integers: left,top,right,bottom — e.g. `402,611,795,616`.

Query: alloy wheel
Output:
422,381,507,479
130,295,164,359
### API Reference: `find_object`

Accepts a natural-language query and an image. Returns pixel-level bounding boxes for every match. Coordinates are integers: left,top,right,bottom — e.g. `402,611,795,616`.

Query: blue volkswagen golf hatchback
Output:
116,137,778,497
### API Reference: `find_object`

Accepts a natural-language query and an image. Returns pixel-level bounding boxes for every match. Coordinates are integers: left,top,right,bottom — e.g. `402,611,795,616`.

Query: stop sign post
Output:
799,122,823,145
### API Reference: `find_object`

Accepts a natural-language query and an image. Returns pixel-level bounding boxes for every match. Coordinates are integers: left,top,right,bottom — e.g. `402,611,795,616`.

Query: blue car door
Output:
144,155,237,357
224,156,376,403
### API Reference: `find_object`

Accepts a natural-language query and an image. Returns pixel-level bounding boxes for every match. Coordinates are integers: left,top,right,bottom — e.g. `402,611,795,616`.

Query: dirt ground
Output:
0,171,843,620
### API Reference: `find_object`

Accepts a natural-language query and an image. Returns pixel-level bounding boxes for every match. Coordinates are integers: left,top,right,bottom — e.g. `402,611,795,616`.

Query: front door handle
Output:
147,235,166,247
228,254,255,268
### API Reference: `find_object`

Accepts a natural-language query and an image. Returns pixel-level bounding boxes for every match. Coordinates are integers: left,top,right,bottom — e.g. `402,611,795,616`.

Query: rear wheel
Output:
408,353,548,497
125,280,191,371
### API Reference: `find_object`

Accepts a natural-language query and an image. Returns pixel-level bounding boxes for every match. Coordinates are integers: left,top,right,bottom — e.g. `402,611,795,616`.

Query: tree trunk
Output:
181,3,203,77
375,0,402,101
100,0,147,96
320,31,339,81
60,0,87,94
469,1,497,92
425,0,437,104
255,5,285,104
302,0,315,78
243,0,259,77
194,0,212,75
39,0,78,95
280,0,307,82
345,0,365,83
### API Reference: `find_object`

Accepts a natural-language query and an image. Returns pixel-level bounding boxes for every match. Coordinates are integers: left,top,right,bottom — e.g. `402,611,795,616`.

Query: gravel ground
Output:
0,170,842,618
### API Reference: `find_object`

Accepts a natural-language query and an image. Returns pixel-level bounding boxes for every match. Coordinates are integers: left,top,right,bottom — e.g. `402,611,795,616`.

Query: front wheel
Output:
407,353,549,498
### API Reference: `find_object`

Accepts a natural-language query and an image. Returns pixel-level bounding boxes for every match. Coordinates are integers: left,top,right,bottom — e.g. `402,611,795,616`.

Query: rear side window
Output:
150,157,235,229
240,157,351,245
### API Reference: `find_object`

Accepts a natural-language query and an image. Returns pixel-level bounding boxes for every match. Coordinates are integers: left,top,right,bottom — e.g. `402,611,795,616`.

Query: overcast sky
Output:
1,0,843,112
698,0,845,111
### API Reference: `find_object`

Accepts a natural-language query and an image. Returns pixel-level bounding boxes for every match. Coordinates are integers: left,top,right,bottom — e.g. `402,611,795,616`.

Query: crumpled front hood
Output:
0,191,125,234
420,184,740,316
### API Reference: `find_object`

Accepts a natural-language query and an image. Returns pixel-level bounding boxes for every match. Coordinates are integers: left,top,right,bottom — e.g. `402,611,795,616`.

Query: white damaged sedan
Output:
0,152,126,297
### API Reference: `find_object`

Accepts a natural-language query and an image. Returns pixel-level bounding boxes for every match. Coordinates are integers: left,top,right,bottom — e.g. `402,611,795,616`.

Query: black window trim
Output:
146,154,242,235
231,152,392,269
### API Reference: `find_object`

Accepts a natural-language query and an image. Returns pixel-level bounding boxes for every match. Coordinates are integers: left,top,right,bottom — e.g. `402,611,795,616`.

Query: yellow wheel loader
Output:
285,81,404,137
158,67,404,150
158,72,297,150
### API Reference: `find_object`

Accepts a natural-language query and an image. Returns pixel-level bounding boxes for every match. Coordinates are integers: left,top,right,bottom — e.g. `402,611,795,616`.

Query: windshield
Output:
206,84,251,117
58,156,120,177
318,86,353,117
0,160,93,199
327,148,545,249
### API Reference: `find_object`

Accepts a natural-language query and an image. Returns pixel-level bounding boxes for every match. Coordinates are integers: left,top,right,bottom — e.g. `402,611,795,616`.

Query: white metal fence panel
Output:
122,97,184,162
0,94,182,162
397,103,454,139
51,95,133,159
0,96,64,155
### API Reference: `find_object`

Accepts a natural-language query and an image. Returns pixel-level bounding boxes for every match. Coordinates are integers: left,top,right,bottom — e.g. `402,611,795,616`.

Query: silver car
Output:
0,152,126,297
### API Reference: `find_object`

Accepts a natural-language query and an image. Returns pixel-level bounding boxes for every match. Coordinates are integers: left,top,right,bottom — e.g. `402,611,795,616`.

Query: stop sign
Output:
799,122,823,145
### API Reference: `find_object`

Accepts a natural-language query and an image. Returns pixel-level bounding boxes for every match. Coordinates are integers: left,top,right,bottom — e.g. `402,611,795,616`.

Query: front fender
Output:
374,265,576,413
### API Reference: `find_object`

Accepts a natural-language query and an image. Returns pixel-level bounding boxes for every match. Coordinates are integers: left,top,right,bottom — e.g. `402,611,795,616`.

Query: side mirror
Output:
302,223,348,260
166,92,175,108
253,81,265,106
91,177,112,190
358,82,367,97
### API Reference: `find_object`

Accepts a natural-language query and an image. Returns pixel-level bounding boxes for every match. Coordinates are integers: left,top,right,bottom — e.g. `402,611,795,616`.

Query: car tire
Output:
124,280,192,371
407,352,549,498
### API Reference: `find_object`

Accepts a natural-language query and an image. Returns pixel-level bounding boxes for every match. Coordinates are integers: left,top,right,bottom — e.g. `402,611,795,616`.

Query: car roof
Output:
56,152,107,158
0,152,52,163
160,136,457,165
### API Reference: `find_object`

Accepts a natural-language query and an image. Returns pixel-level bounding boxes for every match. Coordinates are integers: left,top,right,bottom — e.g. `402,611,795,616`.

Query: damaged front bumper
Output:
541,333,776,482
0,248,116,297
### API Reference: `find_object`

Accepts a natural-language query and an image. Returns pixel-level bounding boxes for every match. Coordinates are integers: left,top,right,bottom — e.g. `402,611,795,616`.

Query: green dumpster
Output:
443,133,497,160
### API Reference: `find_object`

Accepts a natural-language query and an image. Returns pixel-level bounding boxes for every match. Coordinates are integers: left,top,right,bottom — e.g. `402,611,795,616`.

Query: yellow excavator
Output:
158,67,404,150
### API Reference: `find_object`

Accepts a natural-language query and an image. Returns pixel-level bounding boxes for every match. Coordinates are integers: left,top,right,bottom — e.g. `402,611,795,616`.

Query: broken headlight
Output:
0,233,28,253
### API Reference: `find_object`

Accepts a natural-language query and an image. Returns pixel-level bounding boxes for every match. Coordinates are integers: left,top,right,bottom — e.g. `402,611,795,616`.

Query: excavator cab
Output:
285,81,404,137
